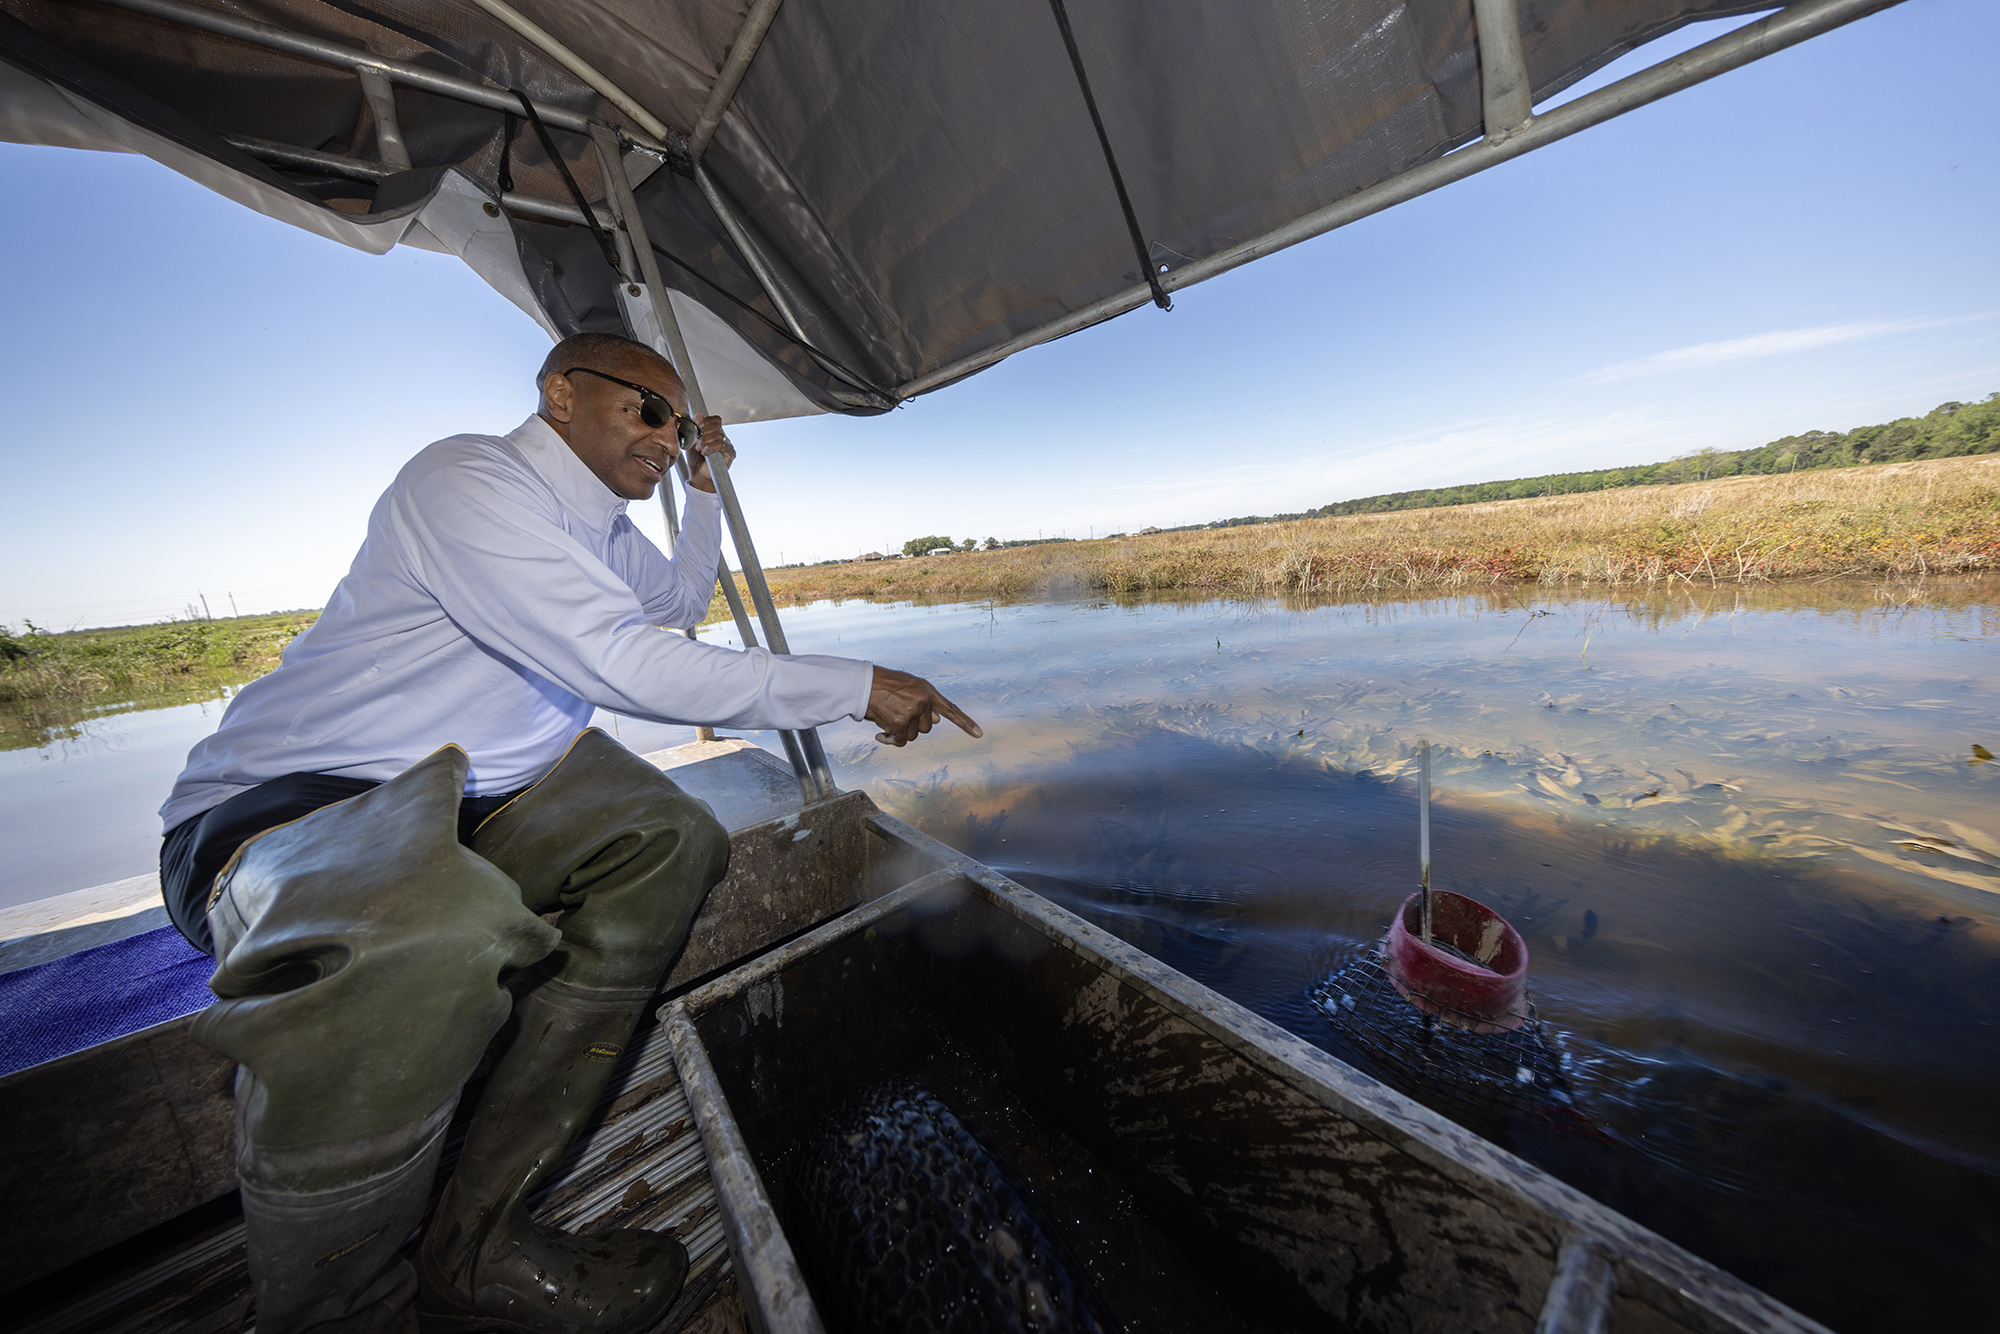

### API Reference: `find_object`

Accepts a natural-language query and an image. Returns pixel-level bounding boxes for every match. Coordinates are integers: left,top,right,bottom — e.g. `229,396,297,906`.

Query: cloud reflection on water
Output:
762,578,2000,1332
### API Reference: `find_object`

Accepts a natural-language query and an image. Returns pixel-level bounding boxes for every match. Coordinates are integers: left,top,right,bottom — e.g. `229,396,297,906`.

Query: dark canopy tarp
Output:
0,0,1774,419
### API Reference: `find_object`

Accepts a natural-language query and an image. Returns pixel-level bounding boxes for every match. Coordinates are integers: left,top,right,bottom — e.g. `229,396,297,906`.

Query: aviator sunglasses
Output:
561,367,698,449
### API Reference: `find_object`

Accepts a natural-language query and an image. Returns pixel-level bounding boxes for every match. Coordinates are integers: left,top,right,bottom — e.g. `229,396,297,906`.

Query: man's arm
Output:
621,416,734,629
622,485,724,630
389,447,868,732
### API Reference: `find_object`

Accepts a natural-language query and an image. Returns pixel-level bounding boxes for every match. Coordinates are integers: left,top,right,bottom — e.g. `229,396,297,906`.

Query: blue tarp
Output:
0,926,213,1077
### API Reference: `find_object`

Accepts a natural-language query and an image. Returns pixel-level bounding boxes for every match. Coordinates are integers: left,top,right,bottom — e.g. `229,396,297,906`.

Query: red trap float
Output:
1383,890,1529,1033
1313,742,1576,1139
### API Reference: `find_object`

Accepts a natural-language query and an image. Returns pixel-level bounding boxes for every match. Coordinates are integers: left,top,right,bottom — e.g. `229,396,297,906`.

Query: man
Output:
159,332,980,1334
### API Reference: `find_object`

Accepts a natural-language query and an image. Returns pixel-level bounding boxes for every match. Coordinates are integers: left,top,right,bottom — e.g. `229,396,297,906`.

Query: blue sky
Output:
1,0,1994,629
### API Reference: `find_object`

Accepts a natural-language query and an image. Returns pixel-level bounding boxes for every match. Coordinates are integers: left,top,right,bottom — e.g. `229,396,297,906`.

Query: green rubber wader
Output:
193,745,562,1334
417,729,730,1334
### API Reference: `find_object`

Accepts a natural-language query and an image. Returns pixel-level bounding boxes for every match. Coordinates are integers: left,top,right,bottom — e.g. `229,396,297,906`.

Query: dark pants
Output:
161,775,529,955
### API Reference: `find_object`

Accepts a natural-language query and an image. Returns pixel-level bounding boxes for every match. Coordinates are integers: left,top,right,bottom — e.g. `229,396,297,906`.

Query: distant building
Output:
1138,526,1162,535
854,552,885,562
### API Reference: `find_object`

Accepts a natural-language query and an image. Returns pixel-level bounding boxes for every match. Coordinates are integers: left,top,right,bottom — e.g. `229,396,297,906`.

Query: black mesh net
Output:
788,1078,1121,1334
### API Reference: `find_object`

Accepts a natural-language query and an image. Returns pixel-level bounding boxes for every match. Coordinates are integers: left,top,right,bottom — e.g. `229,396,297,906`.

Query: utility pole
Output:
199,592,213,621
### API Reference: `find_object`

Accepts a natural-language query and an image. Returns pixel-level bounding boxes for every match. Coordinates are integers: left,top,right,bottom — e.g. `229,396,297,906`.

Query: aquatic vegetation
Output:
0,613,312,741
737,455,2000,611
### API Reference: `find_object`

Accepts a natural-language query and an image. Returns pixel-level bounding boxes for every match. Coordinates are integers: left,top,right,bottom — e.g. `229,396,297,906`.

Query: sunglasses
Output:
561,367,697,449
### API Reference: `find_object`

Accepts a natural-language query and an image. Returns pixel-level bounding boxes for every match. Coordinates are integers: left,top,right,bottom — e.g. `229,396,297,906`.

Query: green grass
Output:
0,612,316,708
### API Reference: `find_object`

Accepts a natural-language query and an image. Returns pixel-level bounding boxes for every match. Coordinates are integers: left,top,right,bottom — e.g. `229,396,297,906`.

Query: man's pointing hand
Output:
866,667,983,747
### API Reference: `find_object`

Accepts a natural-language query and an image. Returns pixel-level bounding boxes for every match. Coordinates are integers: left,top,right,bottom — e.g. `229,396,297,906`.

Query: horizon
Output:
2,0,1995,629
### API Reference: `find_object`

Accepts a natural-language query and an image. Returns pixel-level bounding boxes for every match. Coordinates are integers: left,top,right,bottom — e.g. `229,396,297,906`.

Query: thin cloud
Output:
1578,319,1938,384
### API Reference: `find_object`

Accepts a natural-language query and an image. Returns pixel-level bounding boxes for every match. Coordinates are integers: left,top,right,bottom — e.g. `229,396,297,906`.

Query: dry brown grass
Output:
707,455,2000,618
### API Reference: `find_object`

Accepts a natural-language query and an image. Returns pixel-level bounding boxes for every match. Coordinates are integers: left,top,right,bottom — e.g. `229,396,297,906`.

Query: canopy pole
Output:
691,166,893,409
693,166,810,345
688,0,788,163
670,458,817,795
462,0,676,145
896,0,1905,399
355,69,411,171
1471,0,1534,141
654,475,716,745
592,126,837,802
93,0,653,146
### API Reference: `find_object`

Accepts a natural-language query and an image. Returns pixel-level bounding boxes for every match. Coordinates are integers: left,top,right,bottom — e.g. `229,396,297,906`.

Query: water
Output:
784,579,2000,1333
4,579,1996,1328
0,683,712,910
0,688,248,908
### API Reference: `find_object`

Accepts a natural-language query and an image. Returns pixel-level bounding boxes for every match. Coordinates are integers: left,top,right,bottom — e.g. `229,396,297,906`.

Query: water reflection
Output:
803,578,2000,906
0,673,254,755
0,689,247,907
5,578,1997,1327
774,578,1999,1333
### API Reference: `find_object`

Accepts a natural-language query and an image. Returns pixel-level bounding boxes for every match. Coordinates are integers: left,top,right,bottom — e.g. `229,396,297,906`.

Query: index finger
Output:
930,688,983,739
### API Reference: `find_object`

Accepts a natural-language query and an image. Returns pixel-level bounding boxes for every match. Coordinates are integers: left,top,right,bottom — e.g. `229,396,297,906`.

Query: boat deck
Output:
15,1014,745,1333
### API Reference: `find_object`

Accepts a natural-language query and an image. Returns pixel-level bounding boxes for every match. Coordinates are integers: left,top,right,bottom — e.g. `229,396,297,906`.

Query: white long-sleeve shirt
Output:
162,414,872,832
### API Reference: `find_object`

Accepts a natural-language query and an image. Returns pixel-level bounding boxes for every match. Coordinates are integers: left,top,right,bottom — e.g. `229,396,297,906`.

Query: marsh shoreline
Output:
752,455,1999,608
4,455,1993,724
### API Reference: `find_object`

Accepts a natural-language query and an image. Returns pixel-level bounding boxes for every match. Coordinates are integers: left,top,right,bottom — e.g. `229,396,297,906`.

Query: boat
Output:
6,736,1829,1331
0,0,1905,1327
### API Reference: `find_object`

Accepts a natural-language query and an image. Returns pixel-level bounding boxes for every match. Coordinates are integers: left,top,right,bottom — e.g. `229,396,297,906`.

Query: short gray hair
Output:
535,332,673,390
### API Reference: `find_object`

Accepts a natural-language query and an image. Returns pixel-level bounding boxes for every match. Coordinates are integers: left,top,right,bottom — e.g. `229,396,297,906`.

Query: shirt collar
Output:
507,414,629,532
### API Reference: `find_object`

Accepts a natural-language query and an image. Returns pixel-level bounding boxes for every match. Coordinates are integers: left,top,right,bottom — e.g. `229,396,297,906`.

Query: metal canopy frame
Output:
96,0,663,149
895,0,1903,398
688,0,787,165
61,0,1906,804
88,0,1905,413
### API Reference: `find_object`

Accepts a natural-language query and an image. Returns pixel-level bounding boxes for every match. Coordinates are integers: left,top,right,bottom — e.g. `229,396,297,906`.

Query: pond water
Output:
4,578,1996,1330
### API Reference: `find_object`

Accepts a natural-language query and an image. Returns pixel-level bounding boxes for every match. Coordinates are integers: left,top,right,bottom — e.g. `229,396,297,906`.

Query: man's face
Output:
540,353,689,501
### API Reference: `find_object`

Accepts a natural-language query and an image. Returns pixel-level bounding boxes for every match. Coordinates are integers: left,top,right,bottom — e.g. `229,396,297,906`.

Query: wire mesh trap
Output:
787,1078,1120,1334
1310,945,1573,1136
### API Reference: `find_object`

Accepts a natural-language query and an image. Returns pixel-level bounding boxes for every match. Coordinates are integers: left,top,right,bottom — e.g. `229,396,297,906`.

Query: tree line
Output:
890,393,1996,554
1309,392,1998,519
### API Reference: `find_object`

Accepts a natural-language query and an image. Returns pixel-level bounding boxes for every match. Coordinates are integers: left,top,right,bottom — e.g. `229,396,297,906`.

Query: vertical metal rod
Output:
593,126,836,800
673,456,813,799
611,225,640,286
674,459,815,799
673,454,813,792
703,556,814,798
356,67,411,170
1471,0,1535,140
592,125,831,800
657,478,716,743
1419,741,1434,945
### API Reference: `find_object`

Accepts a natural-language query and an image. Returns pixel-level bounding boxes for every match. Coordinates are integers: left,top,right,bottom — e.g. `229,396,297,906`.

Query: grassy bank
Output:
737,455,2000,610
0,612,315,708
7,456,1992,714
